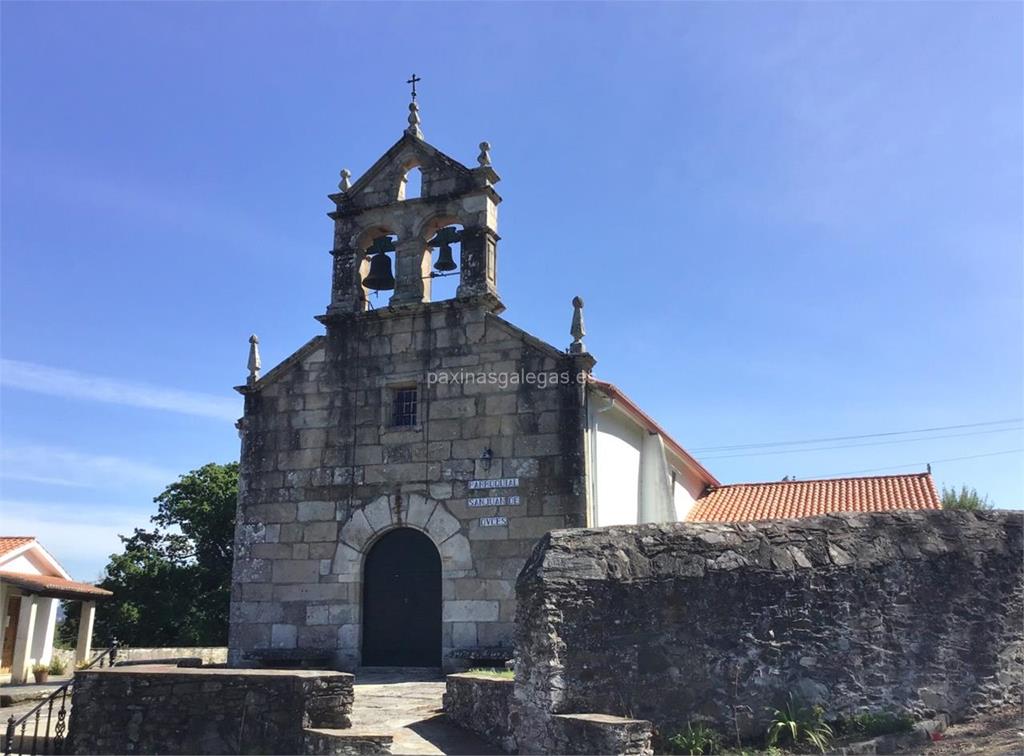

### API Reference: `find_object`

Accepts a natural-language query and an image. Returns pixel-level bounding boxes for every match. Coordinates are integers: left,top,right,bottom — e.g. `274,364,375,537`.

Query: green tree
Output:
59,462,238,647
941,484,993,511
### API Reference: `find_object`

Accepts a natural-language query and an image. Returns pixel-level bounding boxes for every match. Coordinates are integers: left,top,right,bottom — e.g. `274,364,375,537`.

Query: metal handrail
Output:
3,642,118,756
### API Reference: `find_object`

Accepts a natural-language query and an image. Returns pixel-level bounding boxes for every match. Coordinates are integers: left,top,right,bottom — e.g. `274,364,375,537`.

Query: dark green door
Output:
361,528,442,667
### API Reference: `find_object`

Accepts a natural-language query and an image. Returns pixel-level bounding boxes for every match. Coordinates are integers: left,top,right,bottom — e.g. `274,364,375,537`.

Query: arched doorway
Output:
361,528,442,667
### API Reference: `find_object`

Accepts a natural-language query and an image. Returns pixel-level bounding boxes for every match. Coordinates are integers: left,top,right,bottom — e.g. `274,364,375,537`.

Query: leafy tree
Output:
59,462,238,647
941,484,994,511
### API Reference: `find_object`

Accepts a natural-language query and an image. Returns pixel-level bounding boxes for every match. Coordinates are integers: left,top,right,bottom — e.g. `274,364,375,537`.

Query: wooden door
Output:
362,528,441,667
1,595,21,670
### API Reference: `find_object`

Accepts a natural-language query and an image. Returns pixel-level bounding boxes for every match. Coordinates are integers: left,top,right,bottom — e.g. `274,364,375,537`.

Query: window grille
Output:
391,387,418,427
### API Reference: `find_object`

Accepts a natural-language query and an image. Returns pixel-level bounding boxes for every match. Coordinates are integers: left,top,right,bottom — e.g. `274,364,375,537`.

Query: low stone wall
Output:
304,729,393,755
443,673,517,752
550,714,653,755
53,645,228,668
514,511,1023,753
68,665,353,755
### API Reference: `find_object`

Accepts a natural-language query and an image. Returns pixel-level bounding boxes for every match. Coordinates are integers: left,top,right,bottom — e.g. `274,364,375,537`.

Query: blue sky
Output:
2,2,1021,580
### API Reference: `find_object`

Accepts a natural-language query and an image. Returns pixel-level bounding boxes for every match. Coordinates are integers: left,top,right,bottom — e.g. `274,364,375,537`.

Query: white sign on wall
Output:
479,516,508,527
468,496,521,508
468,478,519,490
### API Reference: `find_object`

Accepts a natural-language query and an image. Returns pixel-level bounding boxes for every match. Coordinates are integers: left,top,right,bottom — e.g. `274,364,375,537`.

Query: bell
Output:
434,243,457,272
363,253,395,291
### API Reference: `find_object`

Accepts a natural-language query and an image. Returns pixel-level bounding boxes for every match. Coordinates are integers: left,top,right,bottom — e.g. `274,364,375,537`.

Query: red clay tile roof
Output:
687,472,941,523
0,537,34,558
0,572,113,600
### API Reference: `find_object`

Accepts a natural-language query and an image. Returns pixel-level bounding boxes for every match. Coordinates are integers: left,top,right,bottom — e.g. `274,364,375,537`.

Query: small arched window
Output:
399,166,422,201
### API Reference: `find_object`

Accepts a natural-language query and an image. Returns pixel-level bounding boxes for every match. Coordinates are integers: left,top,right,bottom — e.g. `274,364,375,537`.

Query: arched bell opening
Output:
421,217,464,303
357,228,398,308
398,163,423,201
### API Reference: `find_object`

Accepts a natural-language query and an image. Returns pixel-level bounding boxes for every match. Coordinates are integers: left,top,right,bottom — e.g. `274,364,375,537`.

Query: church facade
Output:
228,100,941,671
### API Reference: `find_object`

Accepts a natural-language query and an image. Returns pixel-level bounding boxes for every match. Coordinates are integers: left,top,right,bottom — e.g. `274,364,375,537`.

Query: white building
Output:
0,537,111,684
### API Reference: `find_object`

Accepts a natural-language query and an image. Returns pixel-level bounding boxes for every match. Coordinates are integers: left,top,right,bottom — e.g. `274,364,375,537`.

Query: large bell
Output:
434,243,457,272
363,253,395,291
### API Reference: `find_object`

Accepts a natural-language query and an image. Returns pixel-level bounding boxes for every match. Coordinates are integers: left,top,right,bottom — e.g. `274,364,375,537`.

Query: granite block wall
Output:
513,510,1024,753
230,302,593,670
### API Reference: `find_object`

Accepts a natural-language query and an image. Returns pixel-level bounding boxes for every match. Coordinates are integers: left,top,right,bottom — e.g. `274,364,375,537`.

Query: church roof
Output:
687,472,941,523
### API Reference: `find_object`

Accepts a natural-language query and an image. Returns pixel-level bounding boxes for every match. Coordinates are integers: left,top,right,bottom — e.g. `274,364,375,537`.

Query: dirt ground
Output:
913,706,1024,756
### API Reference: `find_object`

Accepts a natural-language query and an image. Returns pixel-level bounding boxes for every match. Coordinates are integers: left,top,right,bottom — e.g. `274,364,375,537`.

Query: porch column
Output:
10,595,39,684
75,601,96,664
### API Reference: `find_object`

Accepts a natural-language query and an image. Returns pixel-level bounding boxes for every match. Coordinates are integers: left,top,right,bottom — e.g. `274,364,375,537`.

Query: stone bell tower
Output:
322,93,502,319
230,83,594,672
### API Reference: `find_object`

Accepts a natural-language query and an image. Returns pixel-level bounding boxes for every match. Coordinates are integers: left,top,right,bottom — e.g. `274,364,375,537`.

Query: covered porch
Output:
1,573,112,684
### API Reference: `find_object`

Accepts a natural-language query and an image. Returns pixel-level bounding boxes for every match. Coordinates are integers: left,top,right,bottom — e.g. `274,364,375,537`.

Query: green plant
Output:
666,722,723,755
766,695,833,753
844,711,914,737
48,657,68,675
31,663,49,674
75,659,91,670
941,485,993,511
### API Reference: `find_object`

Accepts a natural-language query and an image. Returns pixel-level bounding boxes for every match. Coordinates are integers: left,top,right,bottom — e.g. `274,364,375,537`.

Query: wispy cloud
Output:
0,444,176,490
0,501,148,581
1,359,239,421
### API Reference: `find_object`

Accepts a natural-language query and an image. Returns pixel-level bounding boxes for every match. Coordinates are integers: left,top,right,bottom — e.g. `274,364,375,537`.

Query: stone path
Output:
350,667,502,755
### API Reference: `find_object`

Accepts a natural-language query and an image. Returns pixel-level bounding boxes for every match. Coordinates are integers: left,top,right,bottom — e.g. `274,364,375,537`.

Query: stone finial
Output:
247,334,261,385
338,169,351,192
405,102,423,139
477,141,492,167
569,296,587,354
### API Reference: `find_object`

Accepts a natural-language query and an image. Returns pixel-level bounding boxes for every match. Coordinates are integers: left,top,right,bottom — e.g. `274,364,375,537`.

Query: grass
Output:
465,667,514,678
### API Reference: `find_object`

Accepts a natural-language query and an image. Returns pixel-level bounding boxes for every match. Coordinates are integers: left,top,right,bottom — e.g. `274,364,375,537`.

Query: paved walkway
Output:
350,668,502,755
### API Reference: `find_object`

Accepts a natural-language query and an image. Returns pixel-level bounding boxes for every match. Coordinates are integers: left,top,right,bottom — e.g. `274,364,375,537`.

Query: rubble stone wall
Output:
443,673,517,752
53,646,228,669
68,666,353,755
513,511,1024,753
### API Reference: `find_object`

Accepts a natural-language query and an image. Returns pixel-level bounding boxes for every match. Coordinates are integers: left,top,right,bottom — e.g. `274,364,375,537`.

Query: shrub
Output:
31,663,49,674
843,711,915,737
941,485,993,511
48,657,68,675
766,695,833,753
665,722,723,755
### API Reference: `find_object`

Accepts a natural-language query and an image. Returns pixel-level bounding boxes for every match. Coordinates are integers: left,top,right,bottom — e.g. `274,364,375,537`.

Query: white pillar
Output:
10,595,39,684
30,597,59,666
76,601,96,664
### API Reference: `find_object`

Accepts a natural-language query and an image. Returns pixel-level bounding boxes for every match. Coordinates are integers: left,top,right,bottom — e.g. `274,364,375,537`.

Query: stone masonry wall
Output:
53,646,228,669
513,510,1024,753
230,301,592,670
68,666,353,755
443,673,517,752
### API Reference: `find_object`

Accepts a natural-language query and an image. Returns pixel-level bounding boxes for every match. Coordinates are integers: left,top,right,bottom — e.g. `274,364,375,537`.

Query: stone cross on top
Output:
407,73,421,101
405,74,424,139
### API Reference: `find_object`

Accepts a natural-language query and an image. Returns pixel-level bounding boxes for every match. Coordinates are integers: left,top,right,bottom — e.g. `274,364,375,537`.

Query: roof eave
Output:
588,378,721,487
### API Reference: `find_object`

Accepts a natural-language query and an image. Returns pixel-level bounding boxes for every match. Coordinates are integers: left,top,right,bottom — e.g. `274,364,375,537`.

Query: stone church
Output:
228,96,941,671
